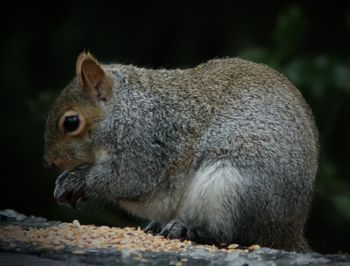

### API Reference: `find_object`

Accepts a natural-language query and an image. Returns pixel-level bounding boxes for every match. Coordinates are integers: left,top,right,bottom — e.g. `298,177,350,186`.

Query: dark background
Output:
0,1,349,254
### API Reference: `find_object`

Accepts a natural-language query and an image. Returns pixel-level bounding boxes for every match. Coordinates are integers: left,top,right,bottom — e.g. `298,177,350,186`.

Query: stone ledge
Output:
0,209,349,266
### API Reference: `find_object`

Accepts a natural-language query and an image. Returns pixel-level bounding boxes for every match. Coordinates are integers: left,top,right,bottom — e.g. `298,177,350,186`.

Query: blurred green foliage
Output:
0,1,349,254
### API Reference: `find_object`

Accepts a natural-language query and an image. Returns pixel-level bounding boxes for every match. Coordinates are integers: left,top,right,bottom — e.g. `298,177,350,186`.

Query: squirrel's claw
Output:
144,221,162,235
54,169,88,209
158,219,189,240
56,187,86,209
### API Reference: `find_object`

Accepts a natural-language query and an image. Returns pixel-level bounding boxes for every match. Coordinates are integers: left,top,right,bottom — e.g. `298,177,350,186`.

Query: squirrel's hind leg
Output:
158,219,188,240
156,219,218,244
144,221,162,235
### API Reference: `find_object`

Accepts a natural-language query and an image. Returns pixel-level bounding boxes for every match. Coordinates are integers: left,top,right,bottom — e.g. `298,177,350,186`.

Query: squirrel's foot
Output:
158,219,193,241
144,221,162,235
157,219,219,244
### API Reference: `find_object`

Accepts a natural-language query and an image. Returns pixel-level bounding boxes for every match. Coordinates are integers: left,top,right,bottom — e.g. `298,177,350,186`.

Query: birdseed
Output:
0,221,260,255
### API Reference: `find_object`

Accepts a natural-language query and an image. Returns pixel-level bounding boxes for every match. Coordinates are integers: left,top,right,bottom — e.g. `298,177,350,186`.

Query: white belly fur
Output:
120,160,246,237
178,161,246,238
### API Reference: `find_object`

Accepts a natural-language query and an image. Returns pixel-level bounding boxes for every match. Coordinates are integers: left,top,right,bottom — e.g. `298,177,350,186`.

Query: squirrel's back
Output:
105,58,318,160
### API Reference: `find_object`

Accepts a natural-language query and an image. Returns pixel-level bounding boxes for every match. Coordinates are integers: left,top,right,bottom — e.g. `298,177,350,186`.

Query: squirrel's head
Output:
44,52,113,171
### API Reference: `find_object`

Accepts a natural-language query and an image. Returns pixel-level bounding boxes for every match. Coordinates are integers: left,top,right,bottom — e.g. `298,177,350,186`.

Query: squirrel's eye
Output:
64,116,80,133
59,110,86,136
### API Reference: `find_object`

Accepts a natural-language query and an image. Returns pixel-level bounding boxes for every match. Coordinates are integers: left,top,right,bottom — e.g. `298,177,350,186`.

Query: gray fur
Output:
44,57,318,252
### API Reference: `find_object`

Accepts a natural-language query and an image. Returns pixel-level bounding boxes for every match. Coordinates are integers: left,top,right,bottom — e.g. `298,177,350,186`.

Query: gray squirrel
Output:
44,52,319,251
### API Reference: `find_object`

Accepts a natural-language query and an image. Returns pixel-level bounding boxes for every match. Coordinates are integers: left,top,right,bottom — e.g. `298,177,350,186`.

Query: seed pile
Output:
0,220,260,255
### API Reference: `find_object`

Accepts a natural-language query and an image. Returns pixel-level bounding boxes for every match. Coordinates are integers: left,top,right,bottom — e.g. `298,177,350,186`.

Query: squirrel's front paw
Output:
54,166,90,209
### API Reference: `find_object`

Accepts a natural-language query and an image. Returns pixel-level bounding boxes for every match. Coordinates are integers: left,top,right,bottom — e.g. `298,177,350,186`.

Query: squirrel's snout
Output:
43,155,68,170
42,158,58,169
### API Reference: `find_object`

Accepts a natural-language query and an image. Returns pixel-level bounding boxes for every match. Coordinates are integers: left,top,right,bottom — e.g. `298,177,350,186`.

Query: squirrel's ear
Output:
76,52,112,102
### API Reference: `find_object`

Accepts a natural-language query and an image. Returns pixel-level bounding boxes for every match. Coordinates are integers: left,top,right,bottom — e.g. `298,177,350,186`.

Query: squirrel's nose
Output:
42,158,57,169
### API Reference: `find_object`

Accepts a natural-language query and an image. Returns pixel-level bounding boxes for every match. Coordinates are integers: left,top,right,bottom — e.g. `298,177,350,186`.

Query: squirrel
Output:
44,52,319,252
